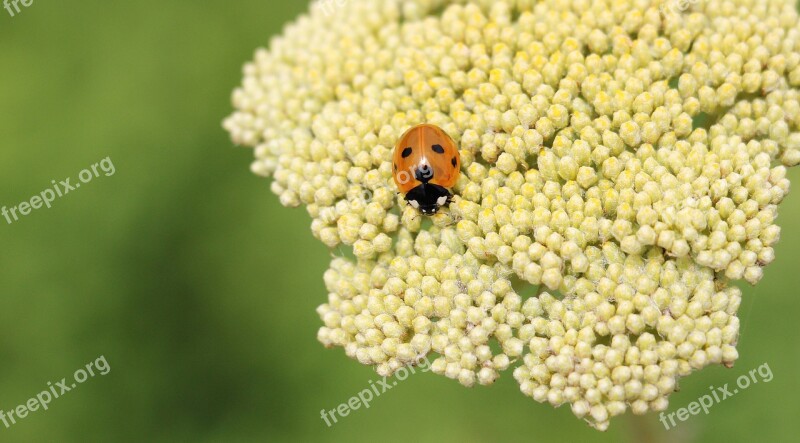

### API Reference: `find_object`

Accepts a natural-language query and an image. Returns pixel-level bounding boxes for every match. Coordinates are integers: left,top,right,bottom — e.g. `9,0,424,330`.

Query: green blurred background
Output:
0,1,798,442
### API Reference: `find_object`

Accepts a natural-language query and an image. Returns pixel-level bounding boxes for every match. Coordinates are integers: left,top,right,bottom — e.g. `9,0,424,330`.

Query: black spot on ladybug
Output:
451,157,457,167
394,163,398,171
432,144,445,154
402,147,413,158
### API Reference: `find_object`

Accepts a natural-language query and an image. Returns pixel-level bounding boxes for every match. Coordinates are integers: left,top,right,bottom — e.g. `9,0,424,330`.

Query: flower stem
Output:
626,414,667,443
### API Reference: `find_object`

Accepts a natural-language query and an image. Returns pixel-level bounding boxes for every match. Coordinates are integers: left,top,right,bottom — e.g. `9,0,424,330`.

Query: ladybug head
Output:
417,202,441,216
406,184,451,216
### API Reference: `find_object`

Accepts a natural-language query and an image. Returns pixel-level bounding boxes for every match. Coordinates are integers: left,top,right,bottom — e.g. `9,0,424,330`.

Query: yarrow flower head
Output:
224,0,800,430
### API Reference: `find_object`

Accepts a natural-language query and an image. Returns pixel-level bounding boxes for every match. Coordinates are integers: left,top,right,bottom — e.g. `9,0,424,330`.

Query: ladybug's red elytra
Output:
392,124,461,215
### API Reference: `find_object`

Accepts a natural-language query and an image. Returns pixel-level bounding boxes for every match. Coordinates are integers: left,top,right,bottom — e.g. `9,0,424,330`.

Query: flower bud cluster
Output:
225,0,799,430
318,227,524,386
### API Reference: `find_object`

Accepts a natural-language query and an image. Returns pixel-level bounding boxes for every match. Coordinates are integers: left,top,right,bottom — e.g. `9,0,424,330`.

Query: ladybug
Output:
392,124,461,216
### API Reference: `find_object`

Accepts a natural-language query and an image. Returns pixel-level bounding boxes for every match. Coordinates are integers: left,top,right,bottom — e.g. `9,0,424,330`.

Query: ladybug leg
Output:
442,213,459,227
404,198,422,222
